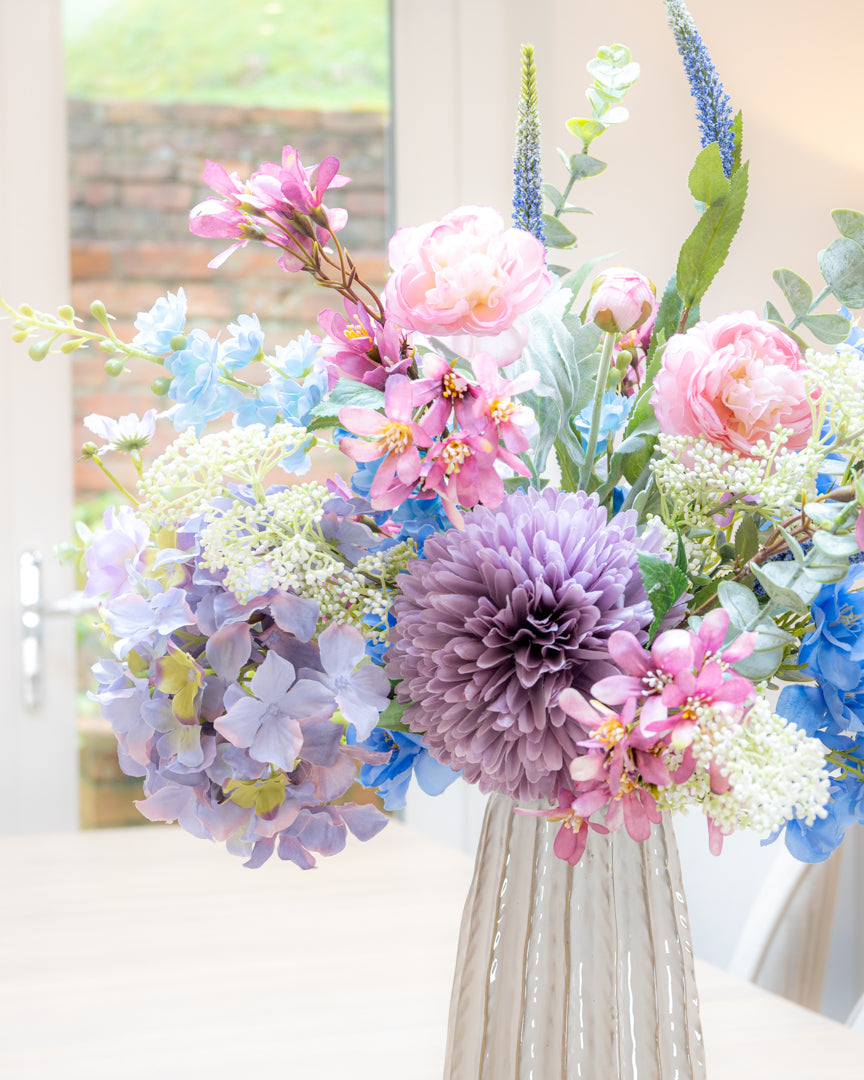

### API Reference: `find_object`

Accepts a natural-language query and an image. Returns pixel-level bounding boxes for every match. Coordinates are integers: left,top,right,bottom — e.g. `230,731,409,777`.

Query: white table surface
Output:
1,822,862,1079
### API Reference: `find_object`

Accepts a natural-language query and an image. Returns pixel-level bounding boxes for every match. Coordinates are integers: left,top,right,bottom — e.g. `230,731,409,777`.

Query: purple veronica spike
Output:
386,487,655,801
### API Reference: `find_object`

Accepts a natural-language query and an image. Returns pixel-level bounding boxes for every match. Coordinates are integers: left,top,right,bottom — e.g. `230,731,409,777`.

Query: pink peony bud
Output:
586,267,656,334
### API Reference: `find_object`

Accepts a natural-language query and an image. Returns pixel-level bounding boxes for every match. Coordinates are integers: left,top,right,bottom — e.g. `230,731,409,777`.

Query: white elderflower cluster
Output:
643,514,706,576
806,347,864,453
658,696,831,837
652,430,826,526
198,481,414,634
138,422,309,527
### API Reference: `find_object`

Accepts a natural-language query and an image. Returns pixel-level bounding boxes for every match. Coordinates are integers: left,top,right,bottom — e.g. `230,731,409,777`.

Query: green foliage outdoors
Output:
64,0,390,111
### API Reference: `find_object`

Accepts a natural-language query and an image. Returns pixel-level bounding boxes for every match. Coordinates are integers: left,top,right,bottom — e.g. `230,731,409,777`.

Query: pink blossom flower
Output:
423,424,529,522
383,205,550,347
591,609,757,748
518,786,609,865
470,352,539,454
412,353,481,438
652,311,813,455
338,374,433,508
558,693,667,843
318,300,411,389
586,267,656,334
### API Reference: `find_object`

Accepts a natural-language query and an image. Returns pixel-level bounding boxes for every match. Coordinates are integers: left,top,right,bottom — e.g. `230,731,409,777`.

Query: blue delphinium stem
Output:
664,0,736,177
512,43,546,244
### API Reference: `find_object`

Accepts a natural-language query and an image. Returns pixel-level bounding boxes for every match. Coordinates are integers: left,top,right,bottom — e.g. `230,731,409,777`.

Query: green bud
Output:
18,303,33,317
99,339,116,352
11,329,28,343
169,334,187,352
90,300,108,323
104,358,125,377
28,339,51,362
80,441,100,459
151,376,172,396
614,348,634,372
717,543,736,562
57,304,75,322
60,338,83,354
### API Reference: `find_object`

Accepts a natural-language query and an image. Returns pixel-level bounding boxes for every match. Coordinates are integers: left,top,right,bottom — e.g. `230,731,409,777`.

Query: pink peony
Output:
652,311,813,455
383,205,550,345
586,267,655,335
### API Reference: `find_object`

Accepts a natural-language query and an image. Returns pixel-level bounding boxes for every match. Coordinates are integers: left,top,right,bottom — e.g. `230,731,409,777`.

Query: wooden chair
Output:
728,845,844,1010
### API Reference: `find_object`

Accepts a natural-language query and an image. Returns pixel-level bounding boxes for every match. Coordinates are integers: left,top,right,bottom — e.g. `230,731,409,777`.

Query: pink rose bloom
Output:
653,311,813,455
383,205,550,345
586,267,655,334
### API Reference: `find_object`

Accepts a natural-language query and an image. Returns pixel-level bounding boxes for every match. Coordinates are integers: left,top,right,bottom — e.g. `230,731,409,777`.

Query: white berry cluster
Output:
658,695,831,838
806,347,864,454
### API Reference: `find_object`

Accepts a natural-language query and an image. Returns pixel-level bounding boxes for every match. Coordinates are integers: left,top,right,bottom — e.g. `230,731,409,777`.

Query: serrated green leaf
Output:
734,514,759,562
772,268,813,318
677,161,749,310
832,208,864,247
717,579,760,627
819,236,864,307
376,695,410,730
800,312,852,345
731,111,743,174
687,142,730,207
560,252,617,308
310,381,385,420
637,552,689,641
542,214,578,249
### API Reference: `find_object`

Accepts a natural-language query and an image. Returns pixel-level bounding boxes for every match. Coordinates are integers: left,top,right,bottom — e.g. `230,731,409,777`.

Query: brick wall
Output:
67,99,390,500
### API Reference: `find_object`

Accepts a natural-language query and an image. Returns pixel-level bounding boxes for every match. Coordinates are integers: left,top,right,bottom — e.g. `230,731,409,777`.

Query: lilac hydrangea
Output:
386,487,657,800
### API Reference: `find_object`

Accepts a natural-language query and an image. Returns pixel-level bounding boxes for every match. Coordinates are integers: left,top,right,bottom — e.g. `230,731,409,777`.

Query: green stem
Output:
90,456,139,505
577,331,617,491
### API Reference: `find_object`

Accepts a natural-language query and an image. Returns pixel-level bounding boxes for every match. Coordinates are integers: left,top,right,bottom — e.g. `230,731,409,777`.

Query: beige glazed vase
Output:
443,793,706,1079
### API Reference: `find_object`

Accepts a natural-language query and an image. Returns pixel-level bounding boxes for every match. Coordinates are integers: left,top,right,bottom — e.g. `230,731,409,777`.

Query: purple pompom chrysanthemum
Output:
386,487,657,801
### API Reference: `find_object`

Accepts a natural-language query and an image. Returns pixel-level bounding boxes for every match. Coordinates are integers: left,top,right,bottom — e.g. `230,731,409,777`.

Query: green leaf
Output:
561,153,607,180
561,252,617,308
832,208,864,247
637,552,689,641
717,579,760,627
687,142,730,207
749,559,821,615
566,117,606,146
734,514,760,563
800,312,852,345
376,695,409,731
763,298,785,324
731,111,743,174
543,184,564,213
677,161,749,310
310,381,385,420
811,530,861,558
772,268,813,318
818,236,864,307
558,204,592,216
542,214,578,249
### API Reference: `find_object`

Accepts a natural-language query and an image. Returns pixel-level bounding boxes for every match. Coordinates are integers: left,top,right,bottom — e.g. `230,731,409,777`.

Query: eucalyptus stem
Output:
789,284,832,330
577,331,617,490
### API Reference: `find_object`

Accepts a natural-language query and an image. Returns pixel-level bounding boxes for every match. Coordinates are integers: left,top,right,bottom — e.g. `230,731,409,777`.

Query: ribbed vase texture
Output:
443,794,706,1080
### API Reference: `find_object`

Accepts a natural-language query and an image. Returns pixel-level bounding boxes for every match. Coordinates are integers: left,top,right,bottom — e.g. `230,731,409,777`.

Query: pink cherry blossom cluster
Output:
538,610,758,864
189,145,350,272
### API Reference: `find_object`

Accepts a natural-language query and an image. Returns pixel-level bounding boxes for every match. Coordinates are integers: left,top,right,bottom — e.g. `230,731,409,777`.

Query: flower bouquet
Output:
6,0,864,1074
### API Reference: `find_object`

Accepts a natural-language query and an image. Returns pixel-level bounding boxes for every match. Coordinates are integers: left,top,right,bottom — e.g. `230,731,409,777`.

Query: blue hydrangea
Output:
350,726,461,810
165,329,242,435
223,313,265,370
574,391,632,452
132,288,187,354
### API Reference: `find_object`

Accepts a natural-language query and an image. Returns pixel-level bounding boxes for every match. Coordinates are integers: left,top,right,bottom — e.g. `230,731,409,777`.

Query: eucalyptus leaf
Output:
749,560,821,615
562,153,607,180
566,117,606,146
763,299,786,324
310,381,385,420
832,208,864,248
772,268,813,318
811,530,861,558
732,646,785,682
800,312,852,345
543,184,564,213
542,214,578,249
803,501,852,527
717,579,760,626
818,236,864,307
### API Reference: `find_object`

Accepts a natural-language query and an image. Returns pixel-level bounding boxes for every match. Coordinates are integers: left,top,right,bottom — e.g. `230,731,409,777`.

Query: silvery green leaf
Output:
819,236,864,306
803,501,852,526
772,268,813,318
310,381,385,419
811,530,861,558
749,560,821,615
800,313,852,345
717,579,760,627
732,647,785,682
832,209,864,248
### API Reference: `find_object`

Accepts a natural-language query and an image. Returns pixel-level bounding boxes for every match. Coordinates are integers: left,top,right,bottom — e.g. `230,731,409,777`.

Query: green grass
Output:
64,0,390,111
